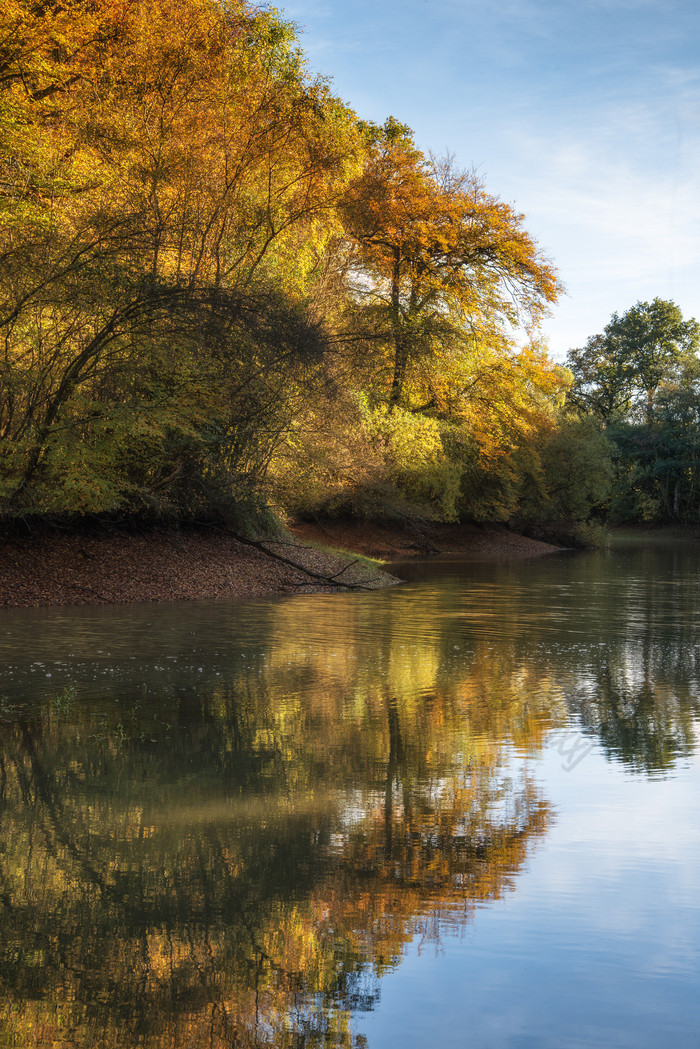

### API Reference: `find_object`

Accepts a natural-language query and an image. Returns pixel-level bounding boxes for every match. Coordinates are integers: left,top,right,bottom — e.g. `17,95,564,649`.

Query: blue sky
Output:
281,0,700,359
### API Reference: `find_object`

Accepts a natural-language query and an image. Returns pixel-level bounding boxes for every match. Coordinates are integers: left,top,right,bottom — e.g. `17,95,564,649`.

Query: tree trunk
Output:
388,254,405,409
389,339,408,409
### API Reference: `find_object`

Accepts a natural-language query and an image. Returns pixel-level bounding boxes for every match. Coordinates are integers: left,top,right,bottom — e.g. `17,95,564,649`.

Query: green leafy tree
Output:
537,416,614,521
567,299,700,424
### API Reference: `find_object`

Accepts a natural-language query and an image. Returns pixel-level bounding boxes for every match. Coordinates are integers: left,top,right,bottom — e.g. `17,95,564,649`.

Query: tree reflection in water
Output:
0,667,551,1047
2,541,698,1046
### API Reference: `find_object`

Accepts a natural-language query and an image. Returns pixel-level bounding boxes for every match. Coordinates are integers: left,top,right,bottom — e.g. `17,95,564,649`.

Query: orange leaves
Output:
338,122,564,489
3,0,359,289
345,134,560,330
1,1,567,525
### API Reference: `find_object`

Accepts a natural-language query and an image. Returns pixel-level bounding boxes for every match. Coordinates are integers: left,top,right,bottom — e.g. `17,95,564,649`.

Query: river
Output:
1,536,699,1048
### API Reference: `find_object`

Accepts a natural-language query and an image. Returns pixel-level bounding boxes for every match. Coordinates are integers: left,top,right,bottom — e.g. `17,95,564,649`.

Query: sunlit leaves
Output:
1,0,568,529
341,124,562,411
0,0,360,518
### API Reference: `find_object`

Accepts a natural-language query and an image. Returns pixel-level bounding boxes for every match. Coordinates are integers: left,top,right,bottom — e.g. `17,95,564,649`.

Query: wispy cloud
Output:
485,73,700,353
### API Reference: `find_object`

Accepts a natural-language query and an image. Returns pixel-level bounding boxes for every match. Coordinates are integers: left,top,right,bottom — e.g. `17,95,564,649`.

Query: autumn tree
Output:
1,4,569,530
284,119,565,524
0,0,359,520
340,120,561,411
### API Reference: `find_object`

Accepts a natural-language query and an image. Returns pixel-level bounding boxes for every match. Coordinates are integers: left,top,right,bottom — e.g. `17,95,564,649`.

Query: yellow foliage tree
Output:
0,0,360,516
341,121,562,412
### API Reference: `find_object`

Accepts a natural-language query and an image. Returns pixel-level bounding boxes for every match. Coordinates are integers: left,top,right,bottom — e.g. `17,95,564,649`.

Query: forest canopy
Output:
2,0,697,533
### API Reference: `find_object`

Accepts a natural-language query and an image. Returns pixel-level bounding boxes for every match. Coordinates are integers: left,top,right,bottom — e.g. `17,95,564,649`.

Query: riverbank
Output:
0,519,558,609
0,524,398,609
290,519,559,561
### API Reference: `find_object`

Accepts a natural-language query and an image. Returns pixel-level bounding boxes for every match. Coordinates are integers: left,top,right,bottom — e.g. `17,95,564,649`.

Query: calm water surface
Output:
1,539,699,1048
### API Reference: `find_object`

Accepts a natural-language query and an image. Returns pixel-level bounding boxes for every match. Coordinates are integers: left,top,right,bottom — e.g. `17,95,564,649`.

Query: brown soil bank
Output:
0,519,558,610
291,519,559,562
0,524,398,609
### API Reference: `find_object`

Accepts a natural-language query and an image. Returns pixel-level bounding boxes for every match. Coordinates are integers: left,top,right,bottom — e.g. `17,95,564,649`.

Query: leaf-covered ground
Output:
0,525,398,608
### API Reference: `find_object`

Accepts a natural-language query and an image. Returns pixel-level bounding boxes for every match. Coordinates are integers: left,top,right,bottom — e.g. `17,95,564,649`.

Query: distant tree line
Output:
565,298,700,525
